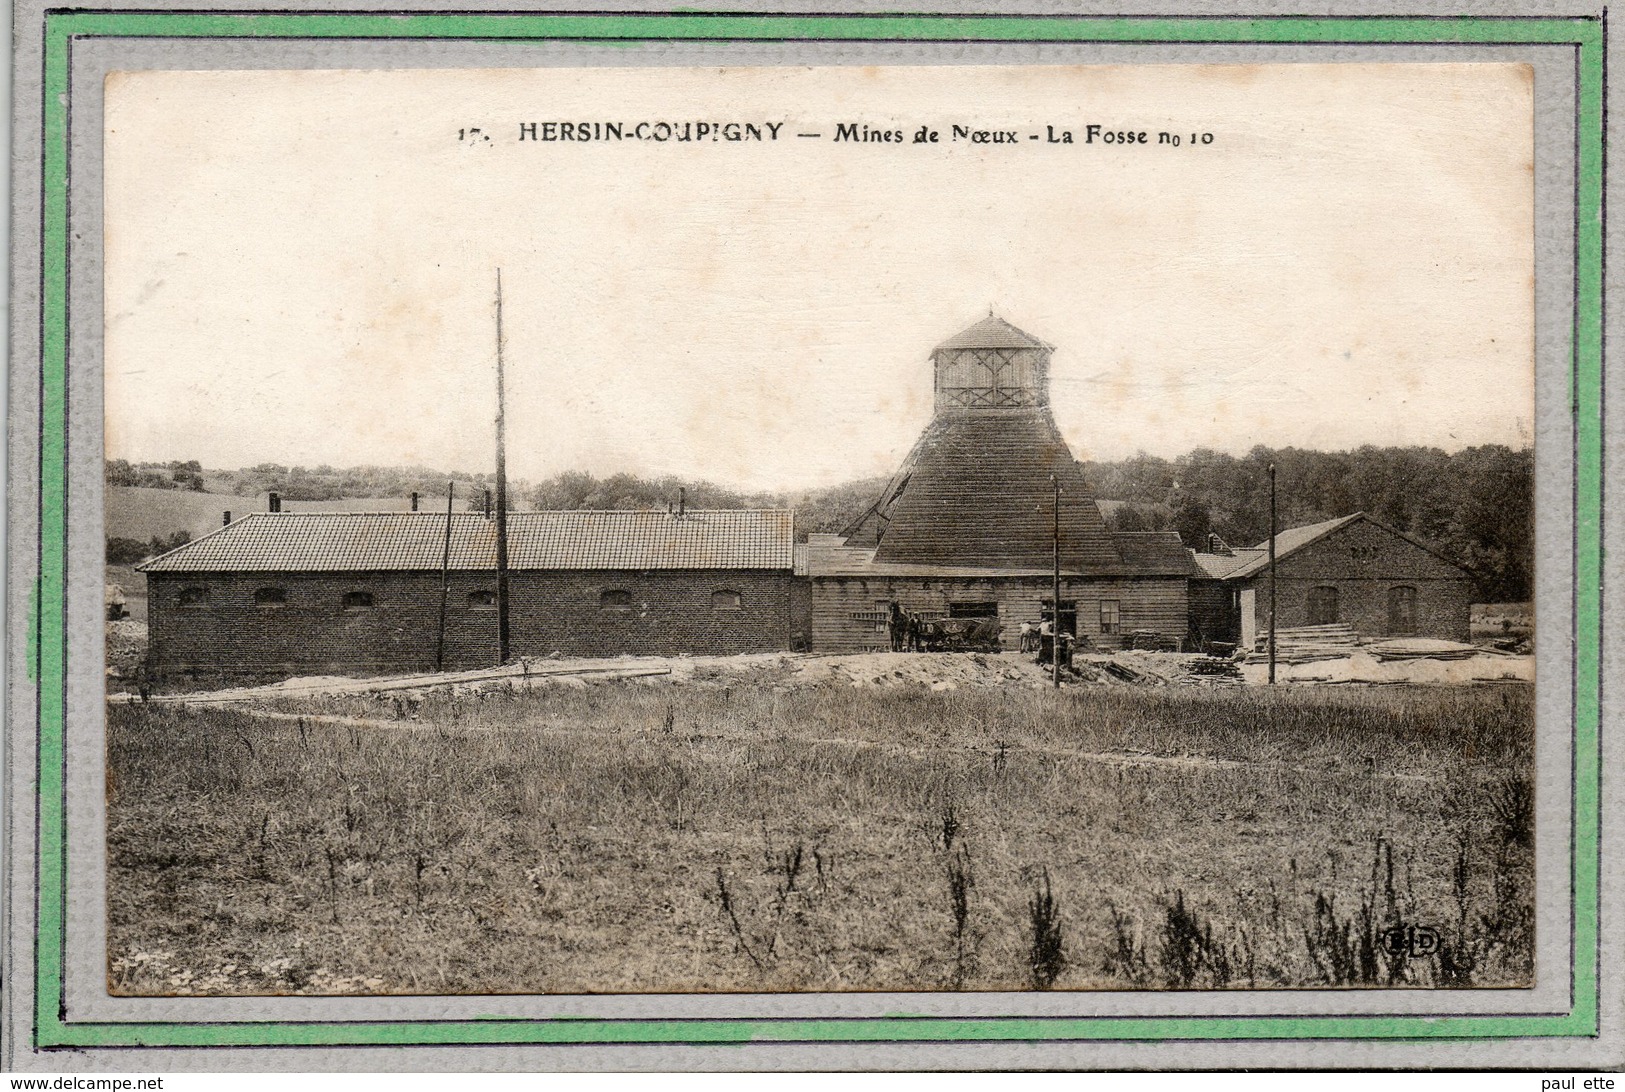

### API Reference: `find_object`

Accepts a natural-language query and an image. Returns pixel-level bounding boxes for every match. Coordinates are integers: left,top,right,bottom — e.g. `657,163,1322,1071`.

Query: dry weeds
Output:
106,680,1533,994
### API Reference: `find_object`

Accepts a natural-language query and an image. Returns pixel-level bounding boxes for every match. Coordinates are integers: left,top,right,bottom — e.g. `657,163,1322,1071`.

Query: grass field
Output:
106,486,421,544
106,678,1533,995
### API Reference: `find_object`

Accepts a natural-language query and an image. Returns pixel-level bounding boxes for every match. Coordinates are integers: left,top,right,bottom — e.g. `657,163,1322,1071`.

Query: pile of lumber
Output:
1100,659,1158,684
1246,623,1360,664
1366,638,1480,662
1129,631,1181,652
1185,656,1244,683
1094,652,1243,686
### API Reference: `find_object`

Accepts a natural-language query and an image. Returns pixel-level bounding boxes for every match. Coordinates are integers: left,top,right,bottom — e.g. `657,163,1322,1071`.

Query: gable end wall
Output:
1248,521,1473,641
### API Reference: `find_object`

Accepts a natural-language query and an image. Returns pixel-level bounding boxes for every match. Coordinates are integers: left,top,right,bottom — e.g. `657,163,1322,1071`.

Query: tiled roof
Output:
933,315,1053,352
1192,549,1265,580
860,408,1128,571
1110,532,1205,577
1223,514,1366,580
806,541,1072,579
138,510,796,573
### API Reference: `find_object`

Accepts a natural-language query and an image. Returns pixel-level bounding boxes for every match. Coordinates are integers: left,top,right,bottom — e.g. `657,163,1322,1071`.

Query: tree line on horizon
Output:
106,442,1532,600
1082,444,1532,602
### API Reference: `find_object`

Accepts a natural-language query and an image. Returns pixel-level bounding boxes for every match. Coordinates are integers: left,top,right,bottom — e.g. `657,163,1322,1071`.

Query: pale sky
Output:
104,63,1534,492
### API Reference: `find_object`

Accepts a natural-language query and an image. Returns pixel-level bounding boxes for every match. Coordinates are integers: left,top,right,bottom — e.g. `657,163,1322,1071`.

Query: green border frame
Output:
31,11,1604,1051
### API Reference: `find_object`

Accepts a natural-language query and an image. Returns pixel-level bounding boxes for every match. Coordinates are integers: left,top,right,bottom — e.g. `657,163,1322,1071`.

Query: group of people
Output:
886,604,936,652
883,603,1075,665
1019,619,1077,667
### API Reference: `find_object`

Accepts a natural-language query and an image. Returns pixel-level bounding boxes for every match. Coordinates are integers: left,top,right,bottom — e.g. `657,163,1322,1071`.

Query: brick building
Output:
1190,512,1475,648
139,317,1481,678
808,316,1201,652
140,509,803,678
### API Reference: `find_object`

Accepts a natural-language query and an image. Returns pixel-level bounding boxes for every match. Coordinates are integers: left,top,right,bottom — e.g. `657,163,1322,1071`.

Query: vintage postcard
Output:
6,3,1619,1073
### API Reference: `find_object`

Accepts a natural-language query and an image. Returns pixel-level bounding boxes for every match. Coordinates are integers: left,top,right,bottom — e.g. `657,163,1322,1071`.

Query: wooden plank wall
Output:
809,575,1190,653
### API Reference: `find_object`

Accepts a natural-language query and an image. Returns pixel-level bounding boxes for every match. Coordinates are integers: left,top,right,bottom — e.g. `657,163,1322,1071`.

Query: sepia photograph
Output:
97,61,1539,999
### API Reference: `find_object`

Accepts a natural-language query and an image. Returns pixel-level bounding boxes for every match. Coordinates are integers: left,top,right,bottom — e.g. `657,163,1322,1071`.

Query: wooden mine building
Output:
804,316,1201,652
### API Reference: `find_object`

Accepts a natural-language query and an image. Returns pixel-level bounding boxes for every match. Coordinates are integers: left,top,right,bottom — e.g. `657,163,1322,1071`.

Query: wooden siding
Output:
809,575,1189,653
1188,579,1238,649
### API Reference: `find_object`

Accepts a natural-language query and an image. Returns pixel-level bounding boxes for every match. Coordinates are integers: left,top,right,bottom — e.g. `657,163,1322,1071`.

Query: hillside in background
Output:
106,487,466,545
106,445,1532,600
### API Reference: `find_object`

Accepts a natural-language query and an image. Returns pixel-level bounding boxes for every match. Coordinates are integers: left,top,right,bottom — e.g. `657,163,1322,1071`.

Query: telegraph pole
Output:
494,270,512,666
1268,462,1277,685
435,480,454,672
1051,474,1062,690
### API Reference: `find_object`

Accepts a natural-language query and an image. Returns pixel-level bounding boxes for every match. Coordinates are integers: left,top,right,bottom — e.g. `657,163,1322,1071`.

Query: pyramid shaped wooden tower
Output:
844,316,1124,572
806,316,1200,653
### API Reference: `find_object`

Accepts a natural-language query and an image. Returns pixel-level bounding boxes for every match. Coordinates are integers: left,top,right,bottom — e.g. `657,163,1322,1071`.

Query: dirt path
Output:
107,663,674,705
226,705,1434,784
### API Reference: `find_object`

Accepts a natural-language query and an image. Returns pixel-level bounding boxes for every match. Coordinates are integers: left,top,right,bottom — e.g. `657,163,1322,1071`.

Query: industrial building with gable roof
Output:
1189,512,1474,651
140,509,806,676
138,316,1478,679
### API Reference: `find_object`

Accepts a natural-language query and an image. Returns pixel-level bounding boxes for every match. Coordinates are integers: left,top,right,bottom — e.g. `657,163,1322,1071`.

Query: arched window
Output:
253,586,287,608
1388,586,1419,635
712,589,743,611
343,590,374,611
178,586,209,608
600,588,632,611
467,589,496,609
1307,585,1339,625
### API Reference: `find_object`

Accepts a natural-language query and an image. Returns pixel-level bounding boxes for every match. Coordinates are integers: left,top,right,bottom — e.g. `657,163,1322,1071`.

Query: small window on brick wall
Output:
254,587,287,607
712,589,743,611
178,586,209,608
600,589,632,611
468,589,496,609
343,591,375,611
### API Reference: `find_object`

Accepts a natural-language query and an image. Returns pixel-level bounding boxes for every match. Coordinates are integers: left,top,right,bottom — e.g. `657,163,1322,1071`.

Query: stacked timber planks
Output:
1366,638,1480,662
1097,651,1244,686
1246,623,1360,664
1186,656,1245,684
1129,631,1181,652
